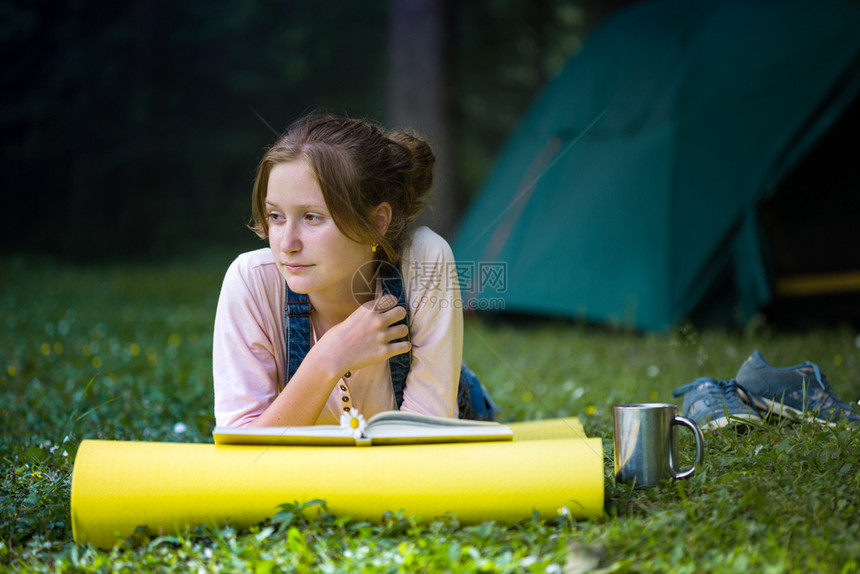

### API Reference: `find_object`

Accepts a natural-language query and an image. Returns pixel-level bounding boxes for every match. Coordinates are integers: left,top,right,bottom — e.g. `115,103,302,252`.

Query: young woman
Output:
213,114,495,428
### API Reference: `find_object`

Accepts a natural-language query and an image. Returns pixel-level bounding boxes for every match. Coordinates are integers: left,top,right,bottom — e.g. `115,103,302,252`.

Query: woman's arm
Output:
212,252,284,427
246,297,410,427
399,228,464,418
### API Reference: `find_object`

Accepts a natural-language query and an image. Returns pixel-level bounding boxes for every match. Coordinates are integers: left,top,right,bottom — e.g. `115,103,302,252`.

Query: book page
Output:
366,410,506,428
366,424,513,445
213,411,513,446
213,425,355,446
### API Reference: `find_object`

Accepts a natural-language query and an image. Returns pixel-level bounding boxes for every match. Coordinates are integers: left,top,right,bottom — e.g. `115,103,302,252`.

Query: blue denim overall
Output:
283,262,497,421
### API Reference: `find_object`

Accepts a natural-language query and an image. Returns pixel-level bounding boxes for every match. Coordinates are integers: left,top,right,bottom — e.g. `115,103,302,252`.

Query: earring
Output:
371,243,379,252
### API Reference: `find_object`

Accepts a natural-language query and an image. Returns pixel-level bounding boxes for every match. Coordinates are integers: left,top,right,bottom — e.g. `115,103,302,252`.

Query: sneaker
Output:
672,378,762,431
735,350,860,427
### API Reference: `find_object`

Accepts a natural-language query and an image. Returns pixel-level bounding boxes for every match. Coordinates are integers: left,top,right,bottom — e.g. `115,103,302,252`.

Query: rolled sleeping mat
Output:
71,418,604,548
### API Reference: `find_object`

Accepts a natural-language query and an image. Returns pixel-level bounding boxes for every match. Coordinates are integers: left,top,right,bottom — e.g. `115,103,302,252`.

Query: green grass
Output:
2,253,859,573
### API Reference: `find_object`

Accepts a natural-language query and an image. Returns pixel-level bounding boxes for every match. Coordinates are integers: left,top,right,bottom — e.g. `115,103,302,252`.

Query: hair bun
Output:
388,131,435,204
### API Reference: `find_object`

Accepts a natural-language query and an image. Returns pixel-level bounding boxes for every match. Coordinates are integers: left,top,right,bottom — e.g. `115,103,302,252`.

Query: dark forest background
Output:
0,0,636,262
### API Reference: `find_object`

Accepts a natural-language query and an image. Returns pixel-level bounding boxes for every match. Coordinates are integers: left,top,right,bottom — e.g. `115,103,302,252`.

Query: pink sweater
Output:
213,227,463,427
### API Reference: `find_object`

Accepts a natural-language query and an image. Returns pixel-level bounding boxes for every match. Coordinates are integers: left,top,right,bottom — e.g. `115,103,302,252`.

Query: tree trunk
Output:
388,0,457,238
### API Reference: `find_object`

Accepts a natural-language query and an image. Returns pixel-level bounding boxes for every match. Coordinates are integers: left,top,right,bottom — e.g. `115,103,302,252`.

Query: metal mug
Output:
613,403,704,488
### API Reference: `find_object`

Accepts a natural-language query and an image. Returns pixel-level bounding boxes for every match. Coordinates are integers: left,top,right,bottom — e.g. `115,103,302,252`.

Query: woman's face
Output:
265,160,375,307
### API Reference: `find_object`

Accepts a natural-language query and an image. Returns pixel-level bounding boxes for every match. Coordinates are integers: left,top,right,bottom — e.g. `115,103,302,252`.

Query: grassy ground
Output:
1,253,859,573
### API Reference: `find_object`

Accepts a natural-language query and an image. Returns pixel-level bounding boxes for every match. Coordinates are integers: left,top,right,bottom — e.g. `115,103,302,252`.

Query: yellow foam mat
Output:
509,417,588,441
71,418,604,549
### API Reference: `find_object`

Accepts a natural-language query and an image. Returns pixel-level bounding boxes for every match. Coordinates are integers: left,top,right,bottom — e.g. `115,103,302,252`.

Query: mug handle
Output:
670,415,705,480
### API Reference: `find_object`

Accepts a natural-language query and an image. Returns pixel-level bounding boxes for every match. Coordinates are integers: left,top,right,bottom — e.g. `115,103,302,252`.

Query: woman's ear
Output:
370,202,392,236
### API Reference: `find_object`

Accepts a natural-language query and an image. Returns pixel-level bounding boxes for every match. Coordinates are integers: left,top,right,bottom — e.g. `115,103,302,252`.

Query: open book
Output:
213,411,514,447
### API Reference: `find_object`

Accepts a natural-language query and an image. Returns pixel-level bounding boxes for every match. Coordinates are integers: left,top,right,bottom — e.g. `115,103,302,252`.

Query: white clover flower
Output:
340,409,367,440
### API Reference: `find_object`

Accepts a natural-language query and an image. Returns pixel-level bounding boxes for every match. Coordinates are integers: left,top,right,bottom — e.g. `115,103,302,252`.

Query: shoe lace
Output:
672,378,715,397
798,363,851,413
673,378,746,409
715,379,746,410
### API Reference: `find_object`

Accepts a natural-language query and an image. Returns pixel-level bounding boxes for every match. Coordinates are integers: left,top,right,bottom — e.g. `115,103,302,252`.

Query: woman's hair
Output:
249,113,435,263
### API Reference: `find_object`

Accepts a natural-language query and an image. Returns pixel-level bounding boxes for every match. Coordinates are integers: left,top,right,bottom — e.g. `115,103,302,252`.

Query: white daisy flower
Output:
340,409,367,440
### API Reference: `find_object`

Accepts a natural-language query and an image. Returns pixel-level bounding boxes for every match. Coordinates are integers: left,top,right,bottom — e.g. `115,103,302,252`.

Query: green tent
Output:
451,0,860,331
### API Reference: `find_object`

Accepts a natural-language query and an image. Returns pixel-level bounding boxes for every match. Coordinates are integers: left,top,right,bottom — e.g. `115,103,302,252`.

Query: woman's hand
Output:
246,294,410,428
311,294,411,377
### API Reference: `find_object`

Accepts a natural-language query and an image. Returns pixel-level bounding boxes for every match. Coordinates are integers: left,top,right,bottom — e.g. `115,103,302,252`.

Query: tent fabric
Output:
451,0,860,331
